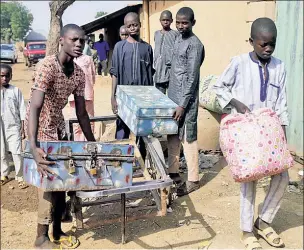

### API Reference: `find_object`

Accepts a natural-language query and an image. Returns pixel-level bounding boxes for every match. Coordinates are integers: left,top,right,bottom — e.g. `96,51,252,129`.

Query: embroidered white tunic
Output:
213,52,289,126
1,84,26,154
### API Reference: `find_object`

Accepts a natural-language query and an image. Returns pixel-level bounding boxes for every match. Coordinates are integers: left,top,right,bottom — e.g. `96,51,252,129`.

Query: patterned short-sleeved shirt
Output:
24,55,85,141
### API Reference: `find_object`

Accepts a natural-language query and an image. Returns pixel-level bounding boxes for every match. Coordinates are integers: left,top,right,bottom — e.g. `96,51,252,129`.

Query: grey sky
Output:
22,1,141,37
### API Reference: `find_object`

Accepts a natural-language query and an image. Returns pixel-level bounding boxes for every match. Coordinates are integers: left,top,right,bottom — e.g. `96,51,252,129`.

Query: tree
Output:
46,0,75,56
0,2,33,43
95,11,108,19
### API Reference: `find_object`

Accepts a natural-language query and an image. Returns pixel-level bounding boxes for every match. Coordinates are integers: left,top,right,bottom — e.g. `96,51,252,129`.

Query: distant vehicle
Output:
23,42,46,67
0,44,18,64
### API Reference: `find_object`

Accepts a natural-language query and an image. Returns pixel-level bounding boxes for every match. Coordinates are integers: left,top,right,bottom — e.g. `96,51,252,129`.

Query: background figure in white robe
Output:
1,64,27,189
214,18,288,249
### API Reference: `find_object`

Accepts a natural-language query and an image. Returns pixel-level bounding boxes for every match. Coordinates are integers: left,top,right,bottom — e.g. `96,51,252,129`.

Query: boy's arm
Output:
275,66,289,126
74,95,95,141
90,57,96,84
213,57,250,114
110,44,119,114
275,65,289,140
28,60,56,176
174,44,204,121
149,45,155,77
180,44,204,109
28,90,56,175
111,76,118,114
106,42,110,62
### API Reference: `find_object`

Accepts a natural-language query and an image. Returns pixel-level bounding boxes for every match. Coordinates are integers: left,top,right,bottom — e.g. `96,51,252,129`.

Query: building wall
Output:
275,0,303,158
148,0,276,76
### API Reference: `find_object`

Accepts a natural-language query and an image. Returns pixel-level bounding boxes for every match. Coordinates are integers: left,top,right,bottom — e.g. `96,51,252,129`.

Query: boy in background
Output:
167,7,205,196
82,35,92,56
94,33,110,76
153,10,179,94
110,12,154,159
68,53,96,141
214,17,288,249
1,64,27,189
119,25,129,40
89,40,99,73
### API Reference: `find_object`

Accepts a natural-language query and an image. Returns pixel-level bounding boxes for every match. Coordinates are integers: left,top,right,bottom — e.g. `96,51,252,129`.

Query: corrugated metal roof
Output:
24,30,46,42
81,4,142,34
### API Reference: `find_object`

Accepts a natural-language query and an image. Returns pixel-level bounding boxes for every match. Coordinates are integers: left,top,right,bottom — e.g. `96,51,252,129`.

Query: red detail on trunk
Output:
127,146,132,155
125,174,130,183
76,178,80,185
47,146,54,154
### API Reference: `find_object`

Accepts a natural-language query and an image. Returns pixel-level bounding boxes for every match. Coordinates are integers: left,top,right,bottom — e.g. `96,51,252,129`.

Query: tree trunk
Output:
46,0,75,56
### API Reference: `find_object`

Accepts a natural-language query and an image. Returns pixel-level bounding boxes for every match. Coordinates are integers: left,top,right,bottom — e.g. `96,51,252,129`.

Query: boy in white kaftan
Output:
214,53,288,126
214,18,289,249
1,64,27,188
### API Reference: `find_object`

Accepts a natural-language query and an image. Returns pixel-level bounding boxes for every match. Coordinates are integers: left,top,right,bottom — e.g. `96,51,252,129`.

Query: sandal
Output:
53,235,80,249
18,181,29,189
254,226,284,247
35,236,63,250
177,181,200,196
1,176,9,186
242,236,262,250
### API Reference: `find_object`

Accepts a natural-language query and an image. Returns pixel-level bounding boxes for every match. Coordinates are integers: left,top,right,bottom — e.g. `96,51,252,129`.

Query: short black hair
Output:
99,33,104,39
160,10,173,19
124,12,140,24
60,24,84,37
0,64,12,75
177,7,195,22
251,17,277,39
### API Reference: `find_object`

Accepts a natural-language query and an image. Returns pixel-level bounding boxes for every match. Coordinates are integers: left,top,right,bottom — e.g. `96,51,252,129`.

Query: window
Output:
28,44,46,50
1,45,13,51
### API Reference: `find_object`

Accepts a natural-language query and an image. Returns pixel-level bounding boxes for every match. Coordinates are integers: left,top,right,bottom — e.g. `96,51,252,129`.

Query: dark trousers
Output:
155,82,169,94
38,190,66,225
115,117,146,160
37,134,70,225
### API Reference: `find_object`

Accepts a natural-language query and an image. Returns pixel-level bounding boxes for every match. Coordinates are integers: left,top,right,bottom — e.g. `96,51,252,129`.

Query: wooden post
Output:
121,193,126,244
143,0,150,43
160,188,168,216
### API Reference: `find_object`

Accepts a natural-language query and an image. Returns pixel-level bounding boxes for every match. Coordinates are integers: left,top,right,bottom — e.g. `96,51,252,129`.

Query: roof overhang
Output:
81,4,142,34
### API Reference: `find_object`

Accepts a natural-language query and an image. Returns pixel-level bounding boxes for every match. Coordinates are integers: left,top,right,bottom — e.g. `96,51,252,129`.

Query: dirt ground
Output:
1,60,303,249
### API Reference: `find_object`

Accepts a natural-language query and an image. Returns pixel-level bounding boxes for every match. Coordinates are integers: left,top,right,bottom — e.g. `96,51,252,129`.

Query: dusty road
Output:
1,60,303,249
